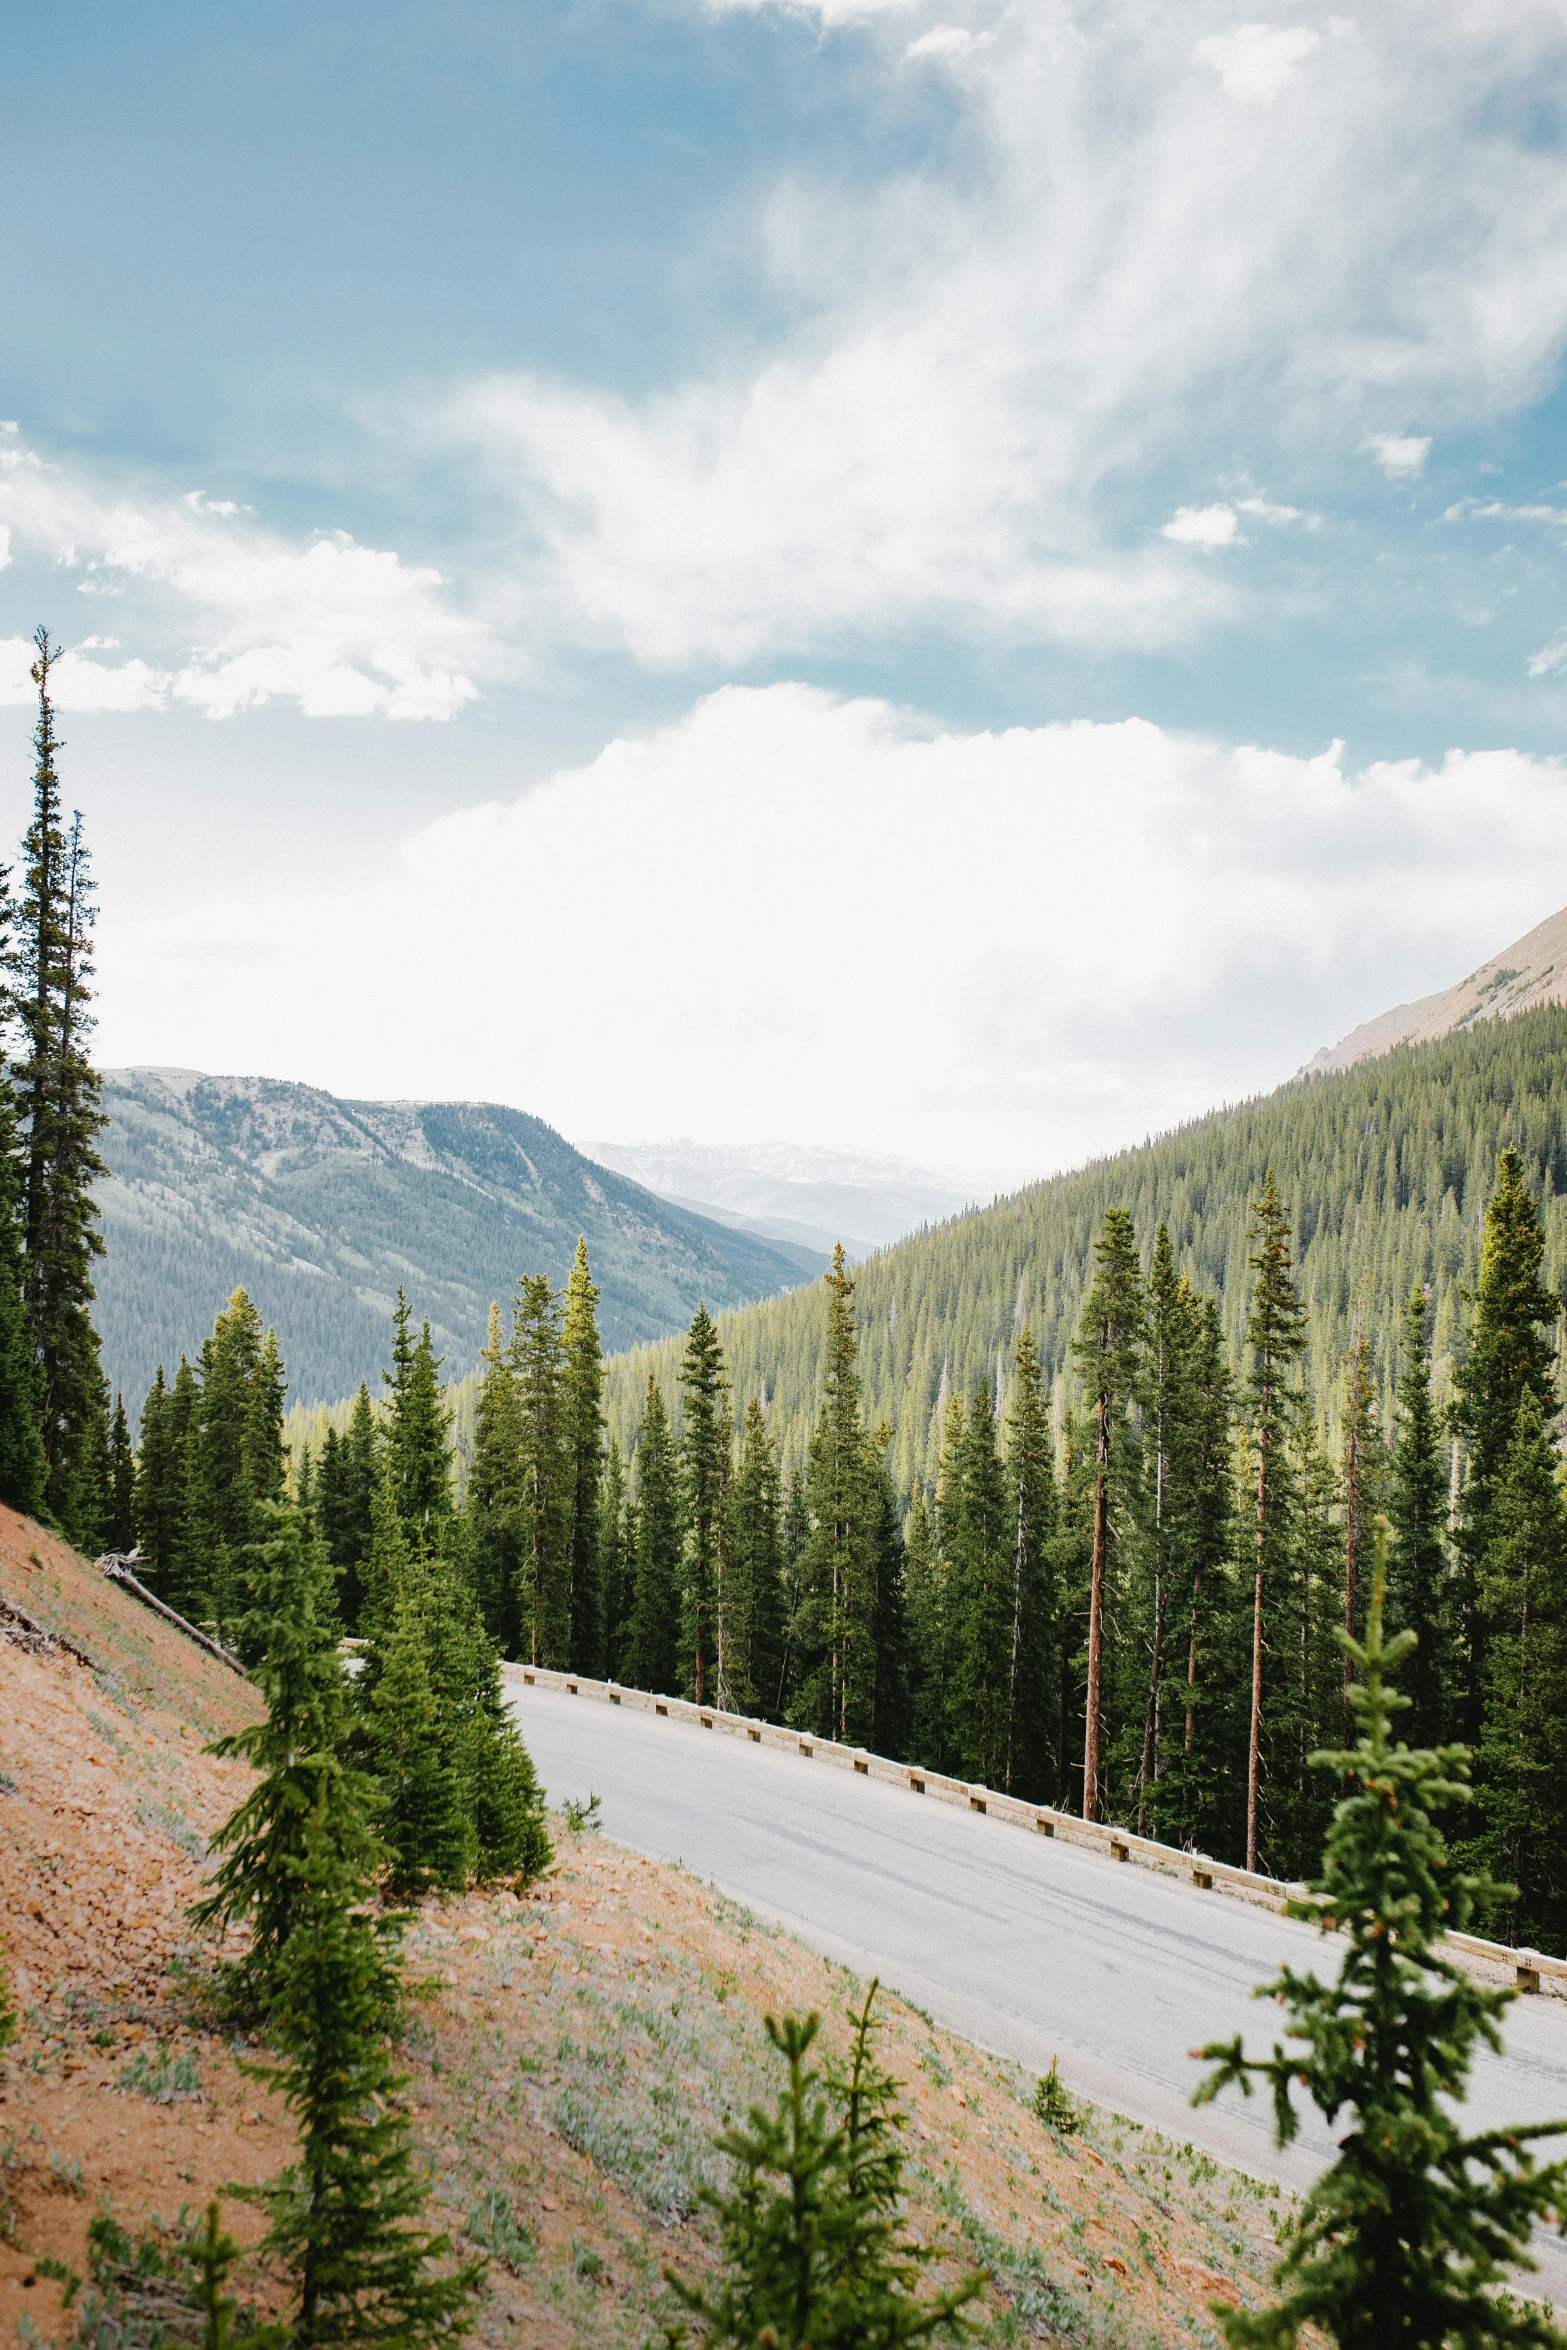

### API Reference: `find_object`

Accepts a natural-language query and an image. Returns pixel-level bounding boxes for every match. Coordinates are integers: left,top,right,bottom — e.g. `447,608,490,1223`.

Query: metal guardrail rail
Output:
504,1659,1567,1997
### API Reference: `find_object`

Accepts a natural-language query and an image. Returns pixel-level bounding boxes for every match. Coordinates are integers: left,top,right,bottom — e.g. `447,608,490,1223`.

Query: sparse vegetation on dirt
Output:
0,1502,1291,2349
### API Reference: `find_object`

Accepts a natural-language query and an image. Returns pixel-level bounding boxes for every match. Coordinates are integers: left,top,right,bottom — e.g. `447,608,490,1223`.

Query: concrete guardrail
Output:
503,1659,1567,1998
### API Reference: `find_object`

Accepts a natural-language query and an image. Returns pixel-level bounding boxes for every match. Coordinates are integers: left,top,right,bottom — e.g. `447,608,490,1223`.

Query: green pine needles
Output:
1196,1520,1567,2349
241,1787,483,2350
666,1982,982,2350
194,1500,382,2014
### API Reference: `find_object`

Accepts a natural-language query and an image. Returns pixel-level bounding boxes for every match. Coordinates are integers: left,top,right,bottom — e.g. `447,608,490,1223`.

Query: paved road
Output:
511,1682,1567,2287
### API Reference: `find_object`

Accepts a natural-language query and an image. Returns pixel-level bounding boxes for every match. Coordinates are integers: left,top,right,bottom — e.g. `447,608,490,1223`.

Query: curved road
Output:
510,1681,1567,2288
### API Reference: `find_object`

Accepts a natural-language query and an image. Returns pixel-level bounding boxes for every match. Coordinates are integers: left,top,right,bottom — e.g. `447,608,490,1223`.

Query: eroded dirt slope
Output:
0,1505,1286,2348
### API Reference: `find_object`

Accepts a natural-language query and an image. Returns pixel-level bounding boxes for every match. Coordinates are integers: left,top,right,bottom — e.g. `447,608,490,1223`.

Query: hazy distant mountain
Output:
94,1071,823,1410
1305,901,1567,1076
580,1138,976,1258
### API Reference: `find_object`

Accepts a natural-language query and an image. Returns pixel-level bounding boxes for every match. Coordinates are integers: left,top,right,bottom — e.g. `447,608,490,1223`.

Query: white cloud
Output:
903,24,988,61
99,682,1567,1179
1365,432,1432,479
445,3,1567,666
0,436,486,720
1163,504,1244,549
1445,494,1567,527
1195,24,1323,105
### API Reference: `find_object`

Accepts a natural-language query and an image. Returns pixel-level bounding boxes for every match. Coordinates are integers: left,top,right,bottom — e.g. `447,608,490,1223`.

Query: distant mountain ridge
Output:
581,1137,976,1258
1306,899,1567,1075
94,1070,822,1411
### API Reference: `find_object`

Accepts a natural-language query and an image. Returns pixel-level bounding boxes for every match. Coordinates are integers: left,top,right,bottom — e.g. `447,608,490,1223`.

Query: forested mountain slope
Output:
600,1008,1567,1488
94,1070,820,1408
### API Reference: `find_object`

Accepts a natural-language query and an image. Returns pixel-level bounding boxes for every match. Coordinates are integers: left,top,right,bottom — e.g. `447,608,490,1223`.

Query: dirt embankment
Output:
0,1505,1285,2349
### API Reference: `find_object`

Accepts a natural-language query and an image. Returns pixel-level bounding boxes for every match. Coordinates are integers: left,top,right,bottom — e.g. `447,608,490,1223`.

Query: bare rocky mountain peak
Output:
1303,900,1567,1078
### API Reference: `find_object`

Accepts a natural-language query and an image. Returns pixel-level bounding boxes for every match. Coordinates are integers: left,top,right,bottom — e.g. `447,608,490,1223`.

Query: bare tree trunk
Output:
1247,1429,1266,1873
1343,1412,1358,1742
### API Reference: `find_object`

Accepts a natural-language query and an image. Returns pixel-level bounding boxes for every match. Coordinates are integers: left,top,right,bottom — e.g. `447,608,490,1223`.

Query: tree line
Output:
120,1136,1567,1952
589,1002,1567,1499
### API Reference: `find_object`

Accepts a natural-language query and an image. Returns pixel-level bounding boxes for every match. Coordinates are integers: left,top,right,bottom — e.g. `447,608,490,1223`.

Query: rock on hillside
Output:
1306,898,1567,1075
94,1070,825,1410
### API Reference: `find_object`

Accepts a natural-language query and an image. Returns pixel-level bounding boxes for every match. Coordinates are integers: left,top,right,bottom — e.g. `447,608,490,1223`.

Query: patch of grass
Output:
467,2187,535,2271
118,2045,203,2104
135,1797,206,1862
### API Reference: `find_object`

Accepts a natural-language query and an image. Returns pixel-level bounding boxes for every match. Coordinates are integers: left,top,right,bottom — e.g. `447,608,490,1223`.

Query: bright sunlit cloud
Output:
0,434,486,720
96,684,1567,1183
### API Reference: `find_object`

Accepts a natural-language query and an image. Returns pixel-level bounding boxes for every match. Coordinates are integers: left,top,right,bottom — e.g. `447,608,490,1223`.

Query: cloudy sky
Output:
4,1,1567,1186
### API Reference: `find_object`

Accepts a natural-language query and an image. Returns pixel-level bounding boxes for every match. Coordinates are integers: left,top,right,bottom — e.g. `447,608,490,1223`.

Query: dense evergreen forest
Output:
124,1129,1567,1956
592,1007,1567,1492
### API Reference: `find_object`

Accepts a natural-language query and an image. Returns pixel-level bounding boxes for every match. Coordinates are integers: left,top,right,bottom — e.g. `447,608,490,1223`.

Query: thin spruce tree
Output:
626,1375,682,1695
383,1295,451,1551
1242,1174,1307,1873
1197,1521,1567,2349
242,1785,484,2350
364,1568,471,1897
949,1381,1010,1789
665,1982,982,2350
1469,1392,1567,1952
192,1500,380,2013
1003,1327,1056,1802
679,1302,730,1707
10,632,111,1544
797,1248,881,1747
0,838,42,1514
729,1395,785,1719
1070,1207,1144,1822
106,1392,136,1551
1451,1149,1561,1743
510,1273,569,1667
562,1237,606,1675
1339,1311,1384,1739
1387,1284,1451,1748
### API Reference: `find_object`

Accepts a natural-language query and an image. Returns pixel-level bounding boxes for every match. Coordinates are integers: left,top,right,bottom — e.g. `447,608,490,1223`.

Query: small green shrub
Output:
1033,2059,1082,2136
119,2046,203,2104
465,2190,534,2273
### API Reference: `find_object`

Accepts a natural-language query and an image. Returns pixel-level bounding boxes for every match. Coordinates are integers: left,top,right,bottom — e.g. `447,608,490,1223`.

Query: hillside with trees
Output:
93,1068,823,1407
599,1006,1567,1491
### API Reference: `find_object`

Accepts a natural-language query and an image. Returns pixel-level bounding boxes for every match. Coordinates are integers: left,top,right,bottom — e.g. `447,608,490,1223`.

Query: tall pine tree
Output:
1242,1175,1307,1873
0,838,42,1514
679,1303,730,1706
562,1238,606,1675
625,1376,682,1695
1386,1283,1451,1748
10,633,110,1545
511,1274,569,1667
1450,1148,1560,1742
1070,1208,1144,1821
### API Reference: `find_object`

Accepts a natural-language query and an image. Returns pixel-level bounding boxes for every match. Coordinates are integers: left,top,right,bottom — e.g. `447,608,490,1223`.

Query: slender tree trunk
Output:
1182,1569,1201,1841
1137,1415,1168,1835
1343,1414,1358,1741
1084,1395,1109,1821
1005,1483,1026,1794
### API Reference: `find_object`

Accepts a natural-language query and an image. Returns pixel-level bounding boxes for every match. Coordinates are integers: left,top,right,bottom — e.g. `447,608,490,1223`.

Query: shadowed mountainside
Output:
94,1069,823,1409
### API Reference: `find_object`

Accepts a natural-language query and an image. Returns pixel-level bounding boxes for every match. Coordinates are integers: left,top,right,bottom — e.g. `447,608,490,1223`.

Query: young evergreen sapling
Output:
1195,1520,1567,2349
666,1982,981,2350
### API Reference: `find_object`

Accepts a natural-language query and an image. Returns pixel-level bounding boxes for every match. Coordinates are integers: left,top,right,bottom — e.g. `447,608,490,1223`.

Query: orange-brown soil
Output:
0,1504,1285,2348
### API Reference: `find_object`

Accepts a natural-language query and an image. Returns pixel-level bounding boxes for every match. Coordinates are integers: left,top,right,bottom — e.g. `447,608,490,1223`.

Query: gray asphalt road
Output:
511,1681,1567,2290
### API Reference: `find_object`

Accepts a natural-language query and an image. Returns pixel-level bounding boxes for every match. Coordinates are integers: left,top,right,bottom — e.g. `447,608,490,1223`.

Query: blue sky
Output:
4,2,1567,1181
